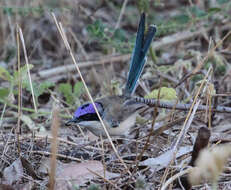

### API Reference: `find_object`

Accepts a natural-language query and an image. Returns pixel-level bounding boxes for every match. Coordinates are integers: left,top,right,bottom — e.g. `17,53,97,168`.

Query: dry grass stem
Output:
16,25,22,154
49,107,60,190
161,167,192,190
114,0,128,30
51,12,131,176
160,67,213,187
17,26,37,113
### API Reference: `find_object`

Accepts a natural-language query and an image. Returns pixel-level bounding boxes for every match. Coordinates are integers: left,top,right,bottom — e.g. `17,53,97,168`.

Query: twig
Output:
173,67,212,162
152,24,212,49
0,99,50,115
161,167,192,190
160,67,212,188
68,28,88,60
87,168,120,189
49,107,60,190
213,93,231,97
38,54,130,78
38,25,217,79
139,112,202,140
193,30,231,74
174,71,203,88
0,104,7,130
114,0,128,30
51,12,131,176
31,150,81,162
16,25,22,154
19,134,102,151
134,81,161,168
0,103,7,141
18,26,37,113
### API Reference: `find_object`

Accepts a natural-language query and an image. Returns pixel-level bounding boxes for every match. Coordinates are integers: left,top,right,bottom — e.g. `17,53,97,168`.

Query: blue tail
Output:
125,13,156,96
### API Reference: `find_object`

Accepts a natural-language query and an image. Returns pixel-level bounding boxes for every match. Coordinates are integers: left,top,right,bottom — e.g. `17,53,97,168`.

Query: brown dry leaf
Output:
56,160,119,189
3,158,23,185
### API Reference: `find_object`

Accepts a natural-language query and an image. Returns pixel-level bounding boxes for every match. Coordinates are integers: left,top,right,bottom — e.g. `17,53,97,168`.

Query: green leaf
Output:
173,14,190,24
145,87,178,100
189,6,207,18
87,20,105,39
208,7,222,13
14,64,34,86
113,29,127,41
3,7,14,15
0,66,12,81
58,83,74,105
38,81,54,96
74,82,84,98
0,88,10,99
22,80,38,97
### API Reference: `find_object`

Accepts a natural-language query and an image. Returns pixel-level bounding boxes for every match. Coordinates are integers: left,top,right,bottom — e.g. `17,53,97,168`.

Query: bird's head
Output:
66,102,104,126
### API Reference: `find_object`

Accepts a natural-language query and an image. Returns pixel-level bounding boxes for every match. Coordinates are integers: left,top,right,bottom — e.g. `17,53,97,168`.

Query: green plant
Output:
0,65,54,103
58,81,84,105
86,20,130,53
87,184,100,190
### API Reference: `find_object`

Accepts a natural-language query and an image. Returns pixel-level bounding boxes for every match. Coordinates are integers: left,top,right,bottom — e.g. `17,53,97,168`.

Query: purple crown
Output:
74,102,103,118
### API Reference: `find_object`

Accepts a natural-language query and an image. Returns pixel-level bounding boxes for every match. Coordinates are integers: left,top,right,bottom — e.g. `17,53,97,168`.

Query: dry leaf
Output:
56,160,119,189
3,158,23,185
140,146,192,170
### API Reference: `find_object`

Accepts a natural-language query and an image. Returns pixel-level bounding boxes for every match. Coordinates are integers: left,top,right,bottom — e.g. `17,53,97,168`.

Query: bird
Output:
66,13,157,137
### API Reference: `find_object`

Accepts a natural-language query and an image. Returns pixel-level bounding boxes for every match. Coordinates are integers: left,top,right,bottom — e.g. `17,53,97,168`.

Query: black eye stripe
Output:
78,113,100,122
81,103,90,109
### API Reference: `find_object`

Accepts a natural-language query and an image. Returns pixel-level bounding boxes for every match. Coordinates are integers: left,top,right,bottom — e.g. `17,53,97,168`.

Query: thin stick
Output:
212,93,231,97
114,0,128,30
38,54,130,78
68,28,88,59
37,25,222,79
160,67,212,188
18,26,37,113
0,103,7,137
174,67,212,160
31,150,81,162
161,167,192,190
87,168,120,189
193,31,231,74
16,24,22,154
49,107,60,190
51,13,131,176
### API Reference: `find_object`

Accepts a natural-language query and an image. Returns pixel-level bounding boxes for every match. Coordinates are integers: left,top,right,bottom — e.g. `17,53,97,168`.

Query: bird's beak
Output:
65,118,79,126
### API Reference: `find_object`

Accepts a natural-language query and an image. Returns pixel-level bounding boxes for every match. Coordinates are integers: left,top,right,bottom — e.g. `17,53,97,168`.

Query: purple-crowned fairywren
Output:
66,13,157,137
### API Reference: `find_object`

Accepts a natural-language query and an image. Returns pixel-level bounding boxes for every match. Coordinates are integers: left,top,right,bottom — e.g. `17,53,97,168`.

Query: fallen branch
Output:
38,24,213,79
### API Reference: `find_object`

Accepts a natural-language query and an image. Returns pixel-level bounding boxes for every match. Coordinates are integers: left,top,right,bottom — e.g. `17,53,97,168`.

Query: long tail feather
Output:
125,14,156,96
142,25,157,56
127,13,145,76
